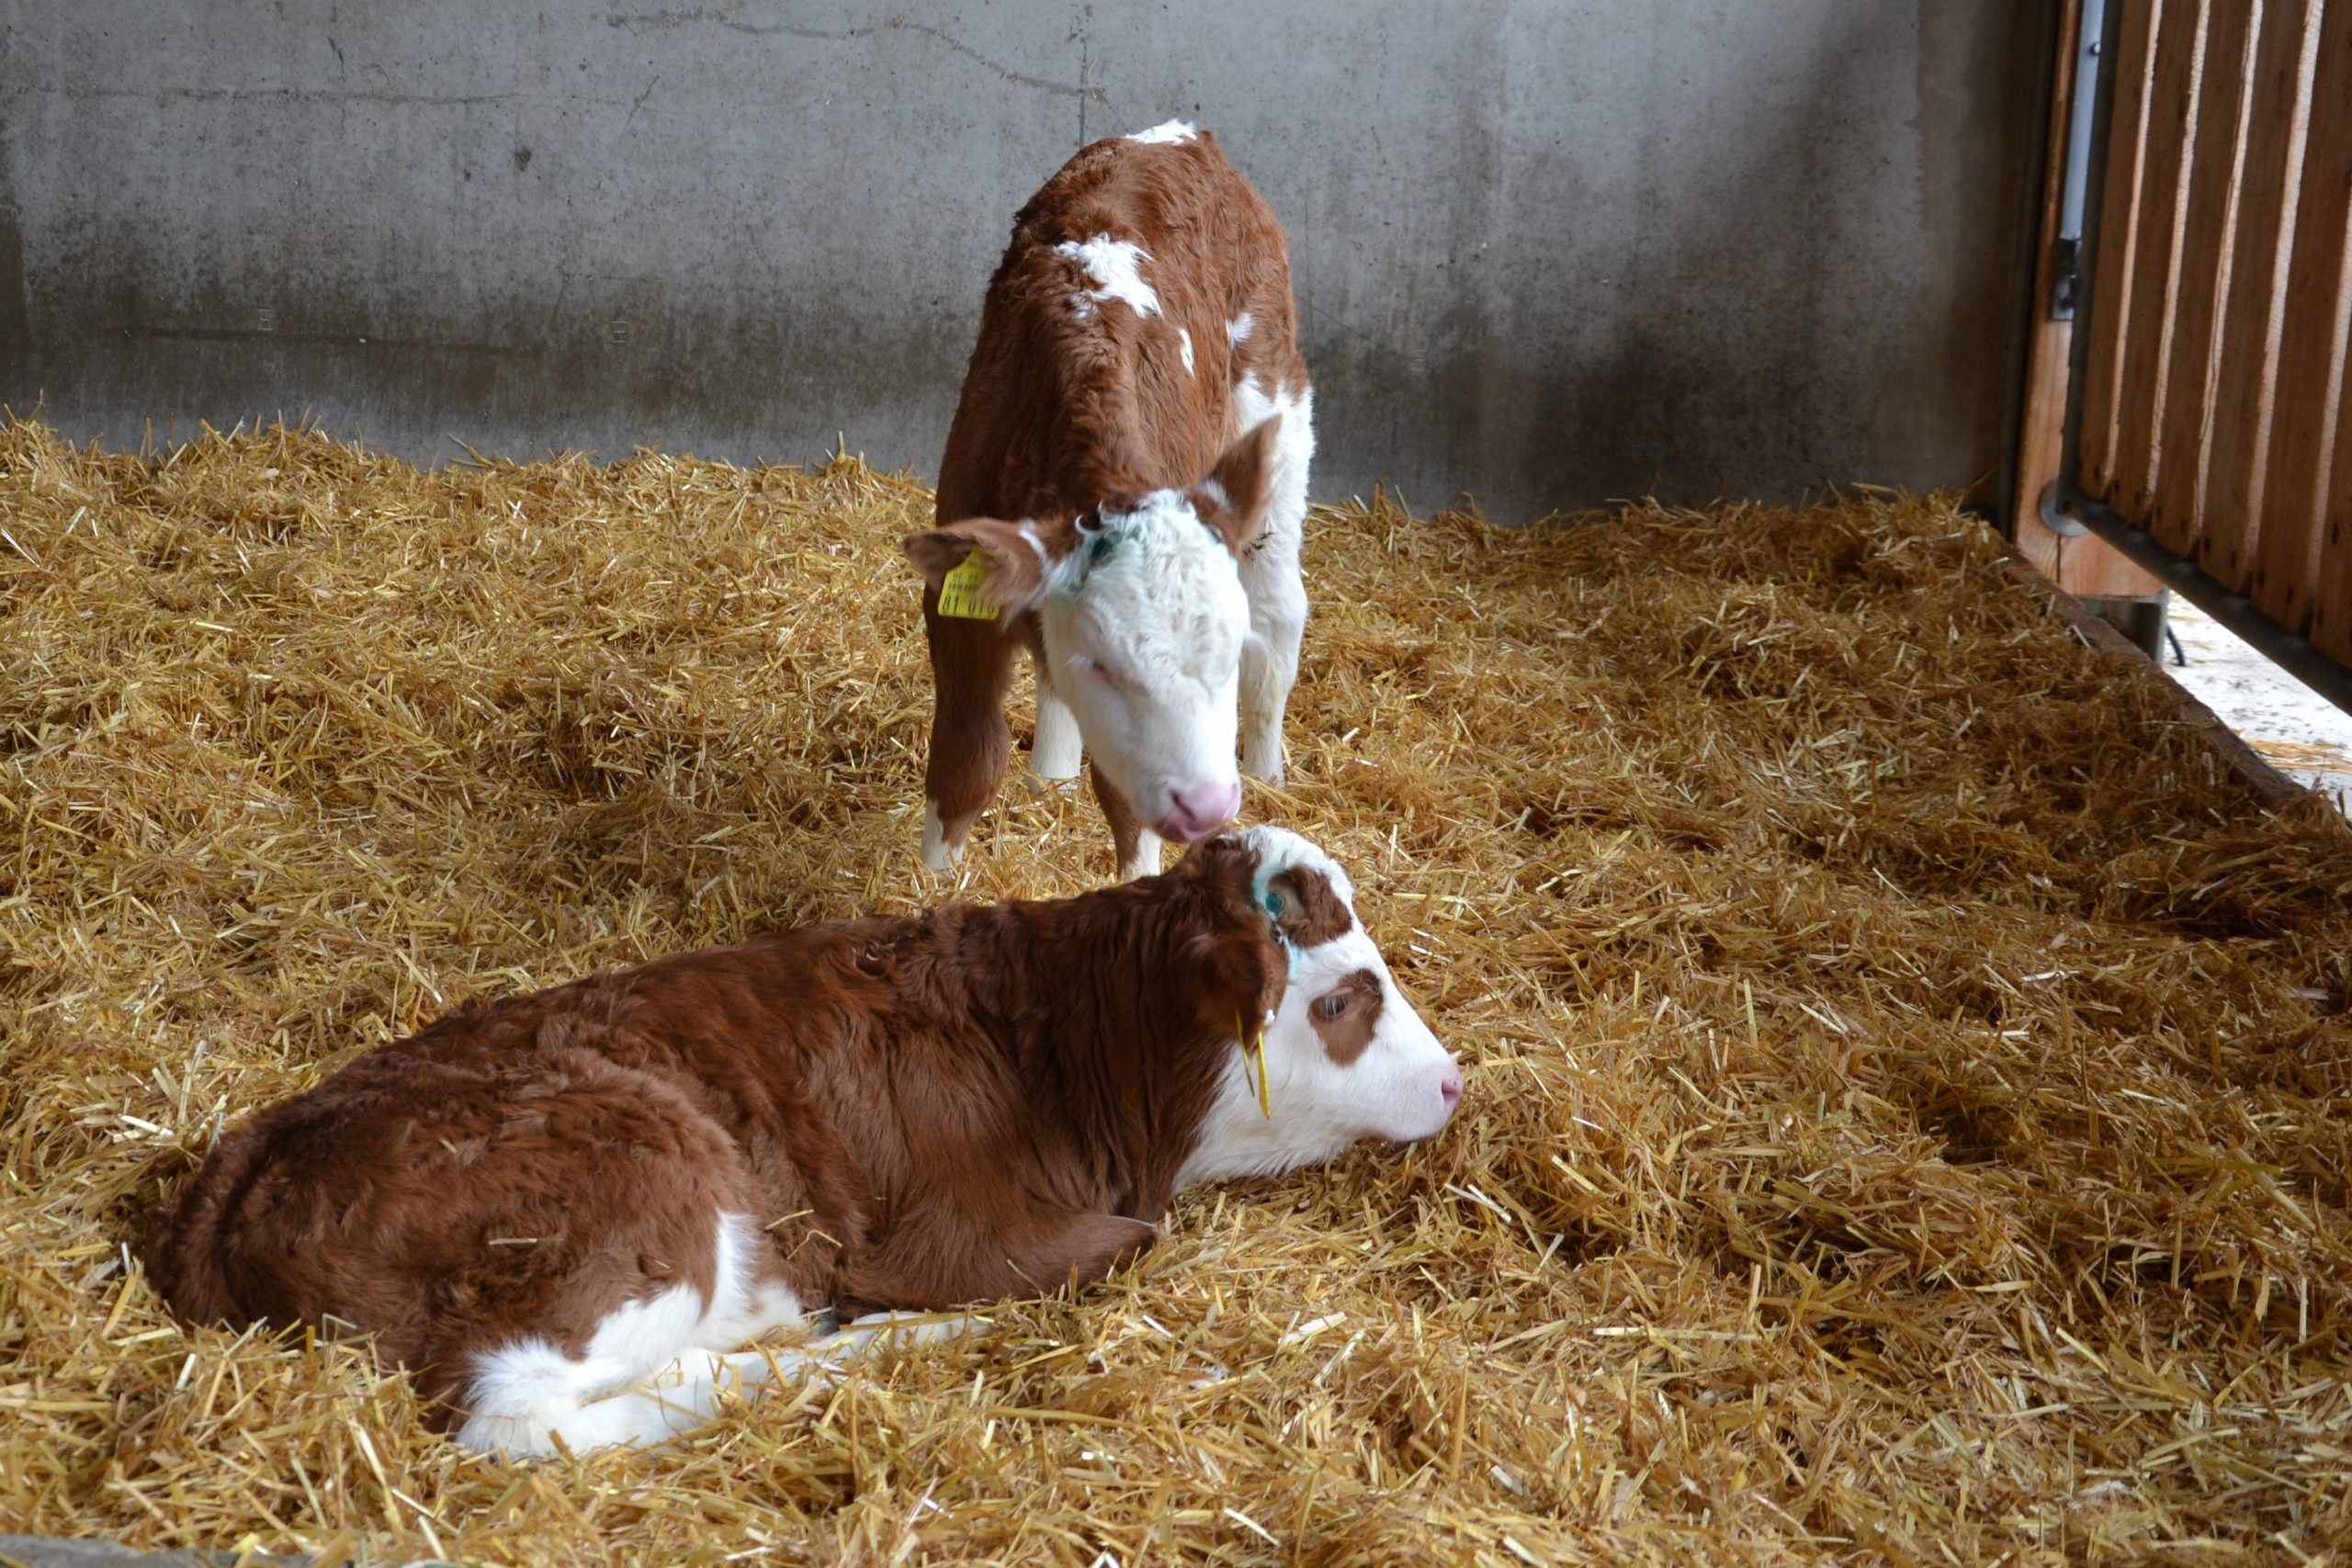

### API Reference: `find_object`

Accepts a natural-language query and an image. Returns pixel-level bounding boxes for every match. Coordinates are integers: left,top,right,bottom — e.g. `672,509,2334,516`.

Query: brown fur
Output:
910,128,1310,871
1308,969,1385,1066
145,835,1288,1425
1267,864,1353,949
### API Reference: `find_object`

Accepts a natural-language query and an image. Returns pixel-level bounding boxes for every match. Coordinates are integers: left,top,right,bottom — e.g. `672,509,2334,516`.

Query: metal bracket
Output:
2039,479,2088,537
2051,238,2082,317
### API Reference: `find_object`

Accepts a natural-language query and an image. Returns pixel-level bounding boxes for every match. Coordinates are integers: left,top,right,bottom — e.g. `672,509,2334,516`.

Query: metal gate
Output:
2053,0,2352,714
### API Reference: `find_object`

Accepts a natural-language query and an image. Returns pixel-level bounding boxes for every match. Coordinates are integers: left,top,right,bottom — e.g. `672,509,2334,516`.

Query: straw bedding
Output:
5,413,2351,1565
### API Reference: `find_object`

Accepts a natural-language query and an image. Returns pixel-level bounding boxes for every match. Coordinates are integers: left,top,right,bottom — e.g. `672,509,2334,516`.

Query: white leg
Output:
456,1282,717,1457
1236,384,1313,784
1240,573,1306,783
456,1212,807,1458
920,800,964,872
1118,829,1164,883
1032,686,1084,781
690,1214,810,1350
819,1310,992,1361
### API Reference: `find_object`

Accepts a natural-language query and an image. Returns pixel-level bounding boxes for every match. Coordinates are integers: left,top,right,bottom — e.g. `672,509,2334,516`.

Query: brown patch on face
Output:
1267,865,1352,948
1308,968,1385,1066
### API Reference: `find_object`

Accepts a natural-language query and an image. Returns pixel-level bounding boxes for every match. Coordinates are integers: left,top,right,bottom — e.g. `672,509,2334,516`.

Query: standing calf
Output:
146,829,1460,1457
906,120,1315,880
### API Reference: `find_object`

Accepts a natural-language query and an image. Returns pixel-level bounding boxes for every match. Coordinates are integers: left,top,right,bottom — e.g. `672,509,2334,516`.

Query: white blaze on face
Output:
1181,828,1464,1185
1038,492,1248,839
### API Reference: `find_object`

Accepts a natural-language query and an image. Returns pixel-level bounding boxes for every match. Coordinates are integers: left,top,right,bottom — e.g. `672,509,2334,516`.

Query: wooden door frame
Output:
2011,0,2167,600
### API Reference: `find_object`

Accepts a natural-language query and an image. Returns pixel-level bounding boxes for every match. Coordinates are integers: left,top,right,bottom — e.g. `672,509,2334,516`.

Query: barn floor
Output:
2164,597,2352,816
5,418,2352,1566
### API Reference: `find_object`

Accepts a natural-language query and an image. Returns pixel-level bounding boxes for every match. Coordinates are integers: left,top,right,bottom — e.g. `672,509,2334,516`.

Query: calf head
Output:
904,421,1283,842
1176,826,1464,1185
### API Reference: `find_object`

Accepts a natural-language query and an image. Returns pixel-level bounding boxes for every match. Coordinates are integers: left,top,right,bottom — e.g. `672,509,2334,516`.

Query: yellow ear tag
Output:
1238,1013,1273,1119
935,550,1001,621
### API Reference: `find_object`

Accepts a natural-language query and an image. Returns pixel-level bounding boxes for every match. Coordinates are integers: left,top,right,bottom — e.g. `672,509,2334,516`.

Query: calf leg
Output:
1240,559,1306,784
922,613,1020,870
850,1206,1156,1310
1091,761,1162,882
451,1206,804,1458
1007,1212,1158,1294
1030,655,1084,781
1238,396,1313,783
1032,688,1084,782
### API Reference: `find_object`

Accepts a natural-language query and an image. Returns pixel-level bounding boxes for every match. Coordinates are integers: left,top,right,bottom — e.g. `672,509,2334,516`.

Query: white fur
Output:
457,1213,807,1457
1057,235,1160,319
1227,313,1253,348
1178,326,1194,376
1038,491,1246,839
458,1212,988,1458
1032,682,1084,780
1181,828,1459,1184
1230,378,1316,782
1125,119,1197,144
1119,828,1165,883
921,799,964,872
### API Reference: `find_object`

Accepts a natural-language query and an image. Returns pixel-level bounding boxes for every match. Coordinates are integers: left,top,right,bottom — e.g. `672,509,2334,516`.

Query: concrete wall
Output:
0,1,2042,521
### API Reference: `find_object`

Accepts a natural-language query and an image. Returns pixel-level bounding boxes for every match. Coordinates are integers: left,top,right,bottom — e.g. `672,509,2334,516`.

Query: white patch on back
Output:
1057,235,1160,319
1227,313,1253,349
1179,326,1194,376
1126,119,1198,144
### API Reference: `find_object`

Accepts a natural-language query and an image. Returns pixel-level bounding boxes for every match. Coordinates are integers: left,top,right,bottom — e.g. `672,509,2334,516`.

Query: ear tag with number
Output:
936,550,1001,621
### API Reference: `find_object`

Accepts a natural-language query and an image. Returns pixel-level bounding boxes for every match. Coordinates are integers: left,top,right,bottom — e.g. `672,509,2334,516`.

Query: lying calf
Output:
146,828,1462,1456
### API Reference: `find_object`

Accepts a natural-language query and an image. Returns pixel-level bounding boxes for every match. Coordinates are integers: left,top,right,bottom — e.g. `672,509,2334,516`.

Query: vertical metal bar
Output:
2060,0,2133,494
2053,0,2109,317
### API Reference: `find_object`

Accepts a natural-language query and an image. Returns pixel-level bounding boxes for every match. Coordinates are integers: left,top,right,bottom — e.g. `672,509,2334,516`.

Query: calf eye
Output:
1314,992,1349,1021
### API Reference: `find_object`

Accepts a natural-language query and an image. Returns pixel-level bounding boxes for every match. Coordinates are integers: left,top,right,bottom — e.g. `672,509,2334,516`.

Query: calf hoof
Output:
918,804,967,872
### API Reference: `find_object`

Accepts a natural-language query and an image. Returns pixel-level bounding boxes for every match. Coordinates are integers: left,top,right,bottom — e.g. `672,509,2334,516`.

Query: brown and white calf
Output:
146,828,1459,1456
905,120,1315,881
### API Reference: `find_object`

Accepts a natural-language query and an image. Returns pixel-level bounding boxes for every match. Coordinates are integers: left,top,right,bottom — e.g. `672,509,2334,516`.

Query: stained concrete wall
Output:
0,1,2042,521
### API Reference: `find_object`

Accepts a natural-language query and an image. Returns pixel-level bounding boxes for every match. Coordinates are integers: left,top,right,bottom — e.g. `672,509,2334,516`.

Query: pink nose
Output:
1439,1069,1464,1111
1159,780,1243,841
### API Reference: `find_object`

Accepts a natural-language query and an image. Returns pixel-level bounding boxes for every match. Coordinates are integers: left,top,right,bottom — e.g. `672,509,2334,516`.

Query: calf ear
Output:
1179,832,1288,1023
1191,415,1282,557
902,518,1064,614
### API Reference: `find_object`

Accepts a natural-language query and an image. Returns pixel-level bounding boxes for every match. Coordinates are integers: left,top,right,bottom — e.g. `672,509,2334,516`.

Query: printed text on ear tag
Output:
936,550,1001,621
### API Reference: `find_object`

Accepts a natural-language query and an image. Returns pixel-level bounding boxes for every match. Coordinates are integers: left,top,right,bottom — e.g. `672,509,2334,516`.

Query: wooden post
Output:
2250,0,2352,635
2197,0,2322,592
2016,0,2165,597
2146,0,2260,558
